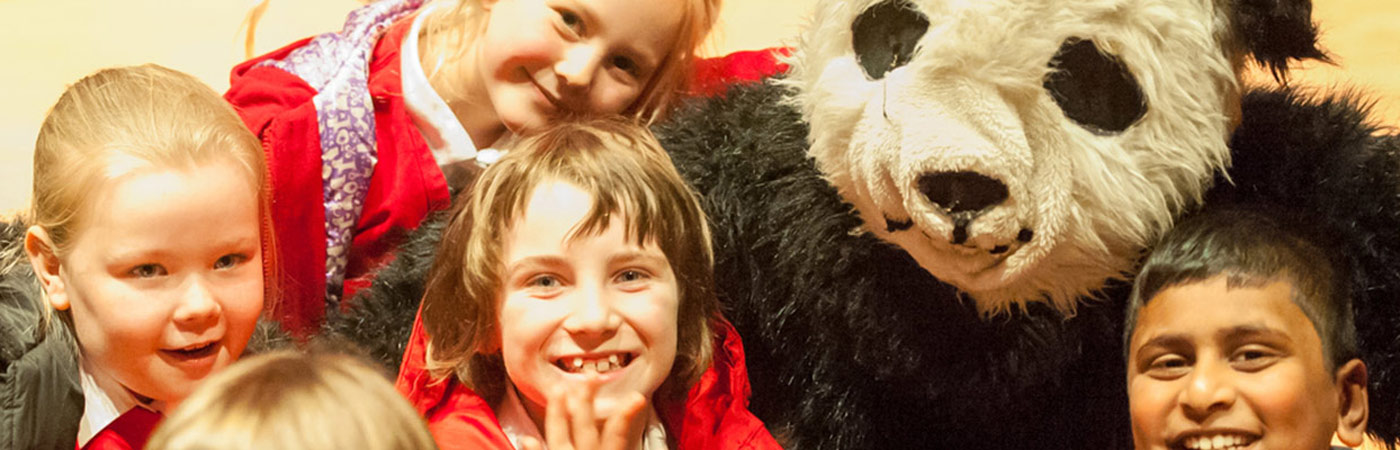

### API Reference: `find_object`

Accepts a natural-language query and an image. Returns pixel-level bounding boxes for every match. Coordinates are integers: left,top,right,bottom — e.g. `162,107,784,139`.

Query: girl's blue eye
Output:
131,264,167,278
616,269,648,283
529,275,561,288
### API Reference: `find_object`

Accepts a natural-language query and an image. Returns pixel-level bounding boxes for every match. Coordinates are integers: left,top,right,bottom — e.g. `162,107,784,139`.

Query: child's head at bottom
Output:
1124,208,1368,450
420,116,718,428
23,64,269,410
146,349,437,450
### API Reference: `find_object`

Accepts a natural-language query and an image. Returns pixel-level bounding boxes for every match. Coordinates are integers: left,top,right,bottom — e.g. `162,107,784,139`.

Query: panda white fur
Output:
789,0,1268,316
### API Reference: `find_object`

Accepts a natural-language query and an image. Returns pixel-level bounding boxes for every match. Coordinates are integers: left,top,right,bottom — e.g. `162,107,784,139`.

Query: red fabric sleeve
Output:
396,308,515,449
225,40,330,336
689,48,791,97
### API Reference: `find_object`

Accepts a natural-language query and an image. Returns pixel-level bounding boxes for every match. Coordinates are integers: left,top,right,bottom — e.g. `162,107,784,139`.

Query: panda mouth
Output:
884,213,1034,256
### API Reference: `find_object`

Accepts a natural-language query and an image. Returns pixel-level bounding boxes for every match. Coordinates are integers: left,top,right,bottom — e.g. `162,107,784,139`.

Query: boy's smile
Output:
498,179,679,427
1126,277,1342,450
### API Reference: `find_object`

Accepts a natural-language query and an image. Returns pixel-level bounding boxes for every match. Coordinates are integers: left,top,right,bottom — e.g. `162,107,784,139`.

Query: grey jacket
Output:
1,221,82,450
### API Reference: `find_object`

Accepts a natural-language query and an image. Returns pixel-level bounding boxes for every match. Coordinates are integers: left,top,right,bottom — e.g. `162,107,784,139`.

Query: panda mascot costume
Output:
335,0,1400,448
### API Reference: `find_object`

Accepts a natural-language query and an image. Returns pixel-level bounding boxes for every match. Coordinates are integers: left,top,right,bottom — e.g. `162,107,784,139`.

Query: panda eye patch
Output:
852,0,929,80
1043,38,1146,134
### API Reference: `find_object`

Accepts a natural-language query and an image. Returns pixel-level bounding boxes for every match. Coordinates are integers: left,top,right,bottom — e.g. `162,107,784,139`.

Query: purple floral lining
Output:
256,0,424,299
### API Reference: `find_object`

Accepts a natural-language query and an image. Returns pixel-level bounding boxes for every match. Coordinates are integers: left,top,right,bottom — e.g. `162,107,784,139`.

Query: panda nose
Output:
917,171,1009,214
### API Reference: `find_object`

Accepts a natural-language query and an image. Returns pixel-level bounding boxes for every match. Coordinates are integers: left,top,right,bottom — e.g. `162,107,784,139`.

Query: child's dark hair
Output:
1124,207,1358,370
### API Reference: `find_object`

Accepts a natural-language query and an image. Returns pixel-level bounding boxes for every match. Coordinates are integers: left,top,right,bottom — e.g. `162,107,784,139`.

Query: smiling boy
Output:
1124,209,1369,450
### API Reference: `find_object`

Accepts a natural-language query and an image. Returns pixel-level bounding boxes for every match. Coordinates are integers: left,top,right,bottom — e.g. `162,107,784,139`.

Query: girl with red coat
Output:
394,118,781,449
225,0,721,335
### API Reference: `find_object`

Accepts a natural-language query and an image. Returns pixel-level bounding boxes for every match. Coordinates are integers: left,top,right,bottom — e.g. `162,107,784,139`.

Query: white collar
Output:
75,363,138,446
497,380,669,450
400,4,512,167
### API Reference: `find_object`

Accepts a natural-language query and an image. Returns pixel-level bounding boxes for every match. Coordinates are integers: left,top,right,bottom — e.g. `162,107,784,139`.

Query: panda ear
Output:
1230,0,1330,83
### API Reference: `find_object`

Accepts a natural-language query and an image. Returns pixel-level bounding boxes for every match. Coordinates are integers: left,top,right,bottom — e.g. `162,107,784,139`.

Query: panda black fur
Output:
337,82,1400,449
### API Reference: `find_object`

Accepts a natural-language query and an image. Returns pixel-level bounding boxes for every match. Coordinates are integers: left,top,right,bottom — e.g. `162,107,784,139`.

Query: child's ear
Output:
24,226,70,311
1333,358,1369,447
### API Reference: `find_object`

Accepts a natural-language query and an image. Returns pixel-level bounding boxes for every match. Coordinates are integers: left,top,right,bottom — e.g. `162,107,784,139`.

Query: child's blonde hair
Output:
28,64,275,328
417,0,722,124
421,116,719,405
146,349,439,450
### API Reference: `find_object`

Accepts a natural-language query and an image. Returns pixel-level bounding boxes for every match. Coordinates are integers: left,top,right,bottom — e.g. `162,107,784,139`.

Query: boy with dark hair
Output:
1124,208,1369,450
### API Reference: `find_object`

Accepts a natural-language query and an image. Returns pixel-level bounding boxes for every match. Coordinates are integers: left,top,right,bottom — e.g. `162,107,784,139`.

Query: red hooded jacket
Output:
394,310,783,450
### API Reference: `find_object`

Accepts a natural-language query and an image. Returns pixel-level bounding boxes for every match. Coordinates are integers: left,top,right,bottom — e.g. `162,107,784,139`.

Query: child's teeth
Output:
560,355,630,374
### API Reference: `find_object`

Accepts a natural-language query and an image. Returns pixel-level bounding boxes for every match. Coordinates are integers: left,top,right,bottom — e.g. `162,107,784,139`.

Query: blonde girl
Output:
226,0,722,335
147,349,438,450
3,64,272,449
392,117,780,450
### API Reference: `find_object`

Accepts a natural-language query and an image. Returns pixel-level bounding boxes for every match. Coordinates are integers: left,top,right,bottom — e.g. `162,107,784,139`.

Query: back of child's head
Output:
417,0,721,123
146,349,437,450
29,64,271,329
1124,207,1358,370
421,116,717,403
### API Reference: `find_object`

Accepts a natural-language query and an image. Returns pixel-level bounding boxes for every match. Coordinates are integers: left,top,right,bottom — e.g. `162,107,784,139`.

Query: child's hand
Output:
520,376,649,450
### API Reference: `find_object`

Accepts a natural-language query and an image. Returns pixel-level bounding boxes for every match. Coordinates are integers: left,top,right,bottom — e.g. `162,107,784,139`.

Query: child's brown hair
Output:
421,116,718,404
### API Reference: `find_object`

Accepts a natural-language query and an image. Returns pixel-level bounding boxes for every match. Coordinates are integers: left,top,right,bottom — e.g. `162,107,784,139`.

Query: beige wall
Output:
2,0,1396,216
0,0,820,217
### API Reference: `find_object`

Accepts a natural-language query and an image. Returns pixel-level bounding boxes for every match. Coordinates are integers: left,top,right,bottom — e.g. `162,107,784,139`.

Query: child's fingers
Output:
520,436,544,450
544,386,575,450
598,392,649,450
567,374,601,449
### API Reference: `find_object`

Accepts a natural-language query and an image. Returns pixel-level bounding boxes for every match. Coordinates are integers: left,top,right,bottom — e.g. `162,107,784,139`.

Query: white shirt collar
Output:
401,4,512,167
497,379,669,450
76,364,137,446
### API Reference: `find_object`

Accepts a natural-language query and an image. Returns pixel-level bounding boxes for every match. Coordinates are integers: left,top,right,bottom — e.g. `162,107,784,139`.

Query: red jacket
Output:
227,2,786,335
226,18,449,335
395,310,782,450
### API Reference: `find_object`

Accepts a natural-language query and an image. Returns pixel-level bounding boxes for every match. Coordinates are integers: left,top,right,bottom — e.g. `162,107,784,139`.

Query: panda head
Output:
783,0,1324,315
